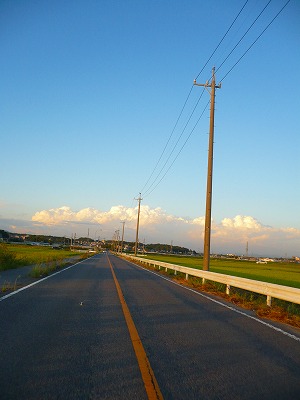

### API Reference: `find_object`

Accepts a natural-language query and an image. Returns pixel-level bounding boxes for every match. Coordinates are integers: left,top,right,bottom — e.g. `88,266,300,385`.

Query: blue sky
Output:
1,0,299,257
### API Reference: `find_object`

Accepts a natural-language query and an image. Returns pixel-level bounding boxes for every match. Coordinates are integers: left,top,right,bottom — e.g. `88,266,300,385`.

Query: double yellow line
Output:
107,255,164,400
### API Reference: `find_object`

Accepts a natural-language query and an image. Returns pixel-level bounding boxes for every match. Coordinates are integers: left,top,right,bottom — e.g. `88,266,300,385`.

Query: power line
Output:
215,0,272,76
139,85,194,194
143,100,210,199
143,88,206,197
220,0,291,82
139,2,250,198
137,0,291,201
195,0,249,81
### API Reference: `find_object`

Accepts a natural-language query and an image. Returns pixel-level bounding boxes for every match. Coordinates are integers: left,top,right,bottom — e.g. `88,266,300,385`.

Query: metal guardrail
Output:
124,255,300,307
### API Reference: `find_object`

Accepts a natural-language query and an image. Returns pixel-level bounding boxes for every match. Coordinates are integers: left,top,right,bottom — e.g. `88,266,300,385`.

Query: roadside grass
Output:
0,244,94,293
184,276,300,328
129,255,300,329
29,260,67,278
141,254,300,289
1,260,71,293
0,244,26,270
0,243,86,271
1,275,22,293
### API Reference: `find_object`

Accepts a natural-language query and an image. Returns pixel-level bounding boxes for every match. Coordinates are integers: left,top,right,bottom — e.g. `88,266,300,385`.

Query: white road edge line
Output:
0,258,88,302
128,259,300,343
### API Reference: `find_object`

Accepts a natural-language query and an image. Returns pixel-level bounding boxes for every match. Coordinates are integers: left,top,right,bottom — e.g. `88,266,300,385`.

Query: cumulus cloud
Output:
209,215,300,256
32,206,74,225
211,215,268,247
28,205,300,257
191,216,206,226
280,227,300,239
221,215,264,231
32,205,187,227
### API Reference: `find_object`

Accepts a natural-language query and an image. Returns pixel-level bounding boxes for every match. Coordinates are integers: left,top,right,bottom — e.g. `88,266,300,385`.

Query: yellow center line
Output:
107,254,164,400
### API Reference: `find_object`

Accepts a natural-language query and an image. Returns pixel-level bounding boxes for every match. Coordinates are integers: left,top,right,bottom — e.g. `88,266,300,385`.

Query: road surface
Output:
1,253,300,399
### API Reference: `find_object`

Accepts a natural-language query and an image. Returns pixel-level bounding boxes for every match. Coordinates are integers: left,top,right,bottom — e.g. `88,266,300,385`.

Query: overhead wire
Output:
139,1,250,198
194,0,249,81
137,0,291,201
215,0,272,76
139,84,194,195
143,100,210,199
143,87,206,197
219,0,291,82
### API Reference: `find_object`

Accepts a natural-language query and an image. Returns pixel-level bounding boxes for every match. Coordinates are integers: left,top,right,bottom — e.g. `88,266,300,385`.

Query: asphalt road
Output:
1,253,300,399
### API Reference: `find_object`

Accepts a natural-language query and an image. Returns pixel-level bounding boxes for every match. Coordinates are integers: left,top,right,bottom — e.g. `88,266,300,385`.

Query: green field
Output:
0,243,84,271
141,254,300,289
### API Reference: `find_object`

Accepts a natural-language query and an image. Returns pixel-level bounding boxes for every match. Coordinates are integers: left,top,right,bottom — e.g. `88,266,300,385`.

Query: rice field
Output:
141,254,300,289
0,243,84,271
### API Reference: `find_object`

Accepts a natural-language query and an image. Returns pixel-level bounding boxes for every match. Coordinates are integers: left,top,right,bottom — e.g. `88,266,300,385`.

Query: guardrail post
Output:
185,273,189,280
226,284,230,296
174,270,177,275
267,295,272,307
202,278,206,285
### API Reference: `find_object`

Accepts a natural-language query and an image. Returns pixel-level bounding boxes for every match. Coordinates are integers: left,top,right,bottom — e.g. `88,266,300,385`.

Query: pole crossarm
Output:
193,80,222,89
194,71,222,91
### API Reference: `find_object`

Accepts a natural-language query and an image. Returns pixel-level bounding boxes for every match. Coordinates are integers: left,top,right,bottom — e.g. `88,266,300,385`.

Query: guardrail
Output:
124,255,300,307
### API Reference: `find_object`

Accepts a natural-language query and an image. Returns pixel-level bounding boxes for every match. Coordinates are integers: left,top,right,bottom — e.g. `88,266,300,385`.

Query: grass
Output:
181,276,300,328
141,254,300,289
0,244,94,293
29,260,66,278
0,243,85,271
0,244,25,270
1,275,21,293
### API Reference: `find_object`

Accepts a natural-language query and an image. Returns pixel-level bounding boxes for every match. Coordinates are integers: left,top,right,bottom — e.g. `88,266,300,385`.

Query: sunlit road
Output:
1,253,300,399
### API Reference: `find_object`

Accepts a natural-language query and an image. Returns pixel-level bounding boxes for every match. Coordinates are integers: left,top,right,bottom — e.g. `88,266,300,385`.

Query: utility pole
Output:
134,193,142,256
194,67,221,271
120,221,125,253
116,230,120,252
113,230,120,252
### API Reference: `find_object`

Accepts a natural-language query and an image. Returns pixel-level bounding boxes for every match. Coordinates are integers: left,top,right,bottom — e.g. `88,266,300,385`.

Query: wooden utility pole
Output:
117,230,120,252
134,193,142,256
194,67,221,271
120,221,125,253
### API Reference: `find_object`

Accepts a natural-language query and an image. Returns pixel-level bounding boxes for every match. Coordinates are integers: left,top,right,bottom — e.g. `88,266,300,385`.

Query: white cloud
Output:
31,206,73,225
16,205,298,256
191,216,206,226
221,215,265,231
32,205,187,227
